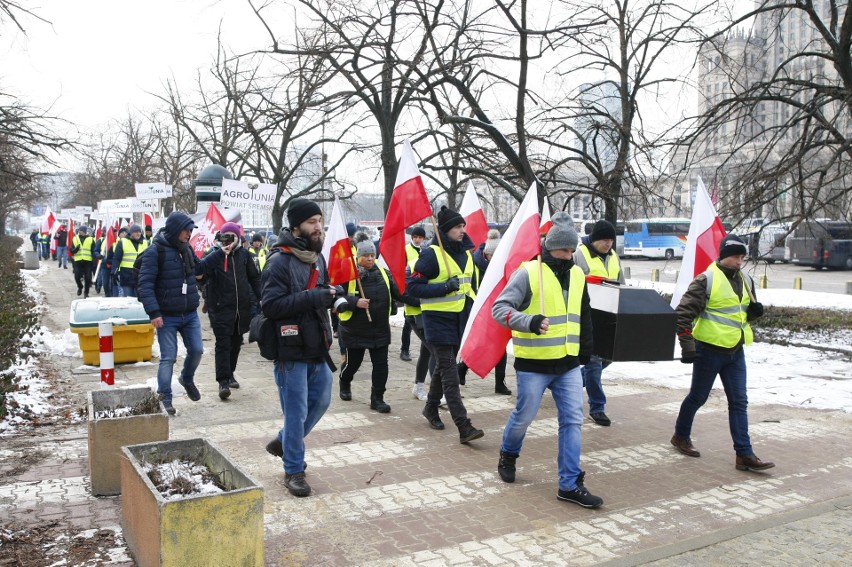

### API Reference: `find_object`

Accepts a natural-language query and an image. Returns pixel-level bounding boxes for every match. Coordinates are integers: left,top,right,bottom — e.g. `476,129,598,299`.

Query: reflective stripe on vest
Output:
693,263,754,348
511,262,584,359
578,244,621,279
419,245,476,313
117,238,148,269
72,235,94,262
339,267,391,321
404,256,422,317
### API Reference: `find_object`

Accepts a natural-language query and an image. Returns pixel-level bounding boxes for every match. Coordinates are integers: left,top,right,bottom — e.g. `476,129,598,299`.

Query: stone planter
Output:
87,386,169,496
120,438,264,567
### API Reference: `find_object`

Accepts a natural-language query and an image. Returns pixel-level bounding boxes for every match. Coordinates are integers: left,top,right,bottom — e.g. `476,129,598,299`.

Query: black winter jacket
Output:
196,246,261,335
137,213,200,319
407,232,477,345
337,265,405,349
261,230,334,362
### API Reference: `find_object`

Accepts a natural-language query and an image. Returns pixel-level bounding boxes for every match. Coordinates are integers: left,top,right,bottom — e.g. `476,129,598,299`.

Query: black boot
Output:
370,390,391,413
458,421,484,444
218,381,231,400
422,402,444,430
495,375,512,395
339,382,352,401
498,451,518,483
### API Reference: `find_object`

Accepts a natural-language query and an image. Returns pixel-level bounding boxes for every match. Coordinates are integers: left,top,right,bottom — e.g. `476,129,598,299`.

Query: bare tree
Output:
679,0,852,226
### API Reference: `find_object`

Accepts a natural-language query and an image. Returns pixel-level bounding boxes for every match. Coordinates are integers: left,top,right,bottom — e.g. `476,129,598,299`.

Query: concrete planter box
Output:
120,438,264,567
87,386,169,496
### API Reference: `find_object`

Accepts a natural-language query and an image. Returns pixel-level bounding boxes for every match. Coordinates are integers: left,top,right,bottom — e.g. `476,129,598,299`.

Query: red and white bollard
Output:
98,320,115,388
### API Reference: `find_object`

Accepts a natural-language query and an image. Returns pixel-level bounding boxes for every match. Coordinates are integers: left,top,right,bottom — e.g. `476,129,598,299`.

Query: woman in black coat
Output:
333,239,409,413
195,222,261,400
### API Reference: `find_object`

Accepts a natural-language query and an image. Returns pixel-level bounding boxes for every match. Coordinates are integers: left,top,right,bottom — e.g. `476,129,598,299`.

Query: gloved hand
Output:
308,287,336,309
679,336,696,364
529,314,546,335
578,354,591,365
747,301,764,319
445,276,461,293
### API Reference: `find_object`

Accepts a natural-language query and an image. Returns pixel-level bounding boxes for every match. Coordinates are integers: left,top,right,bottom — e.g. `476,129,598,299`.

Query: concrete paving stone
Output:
3,263,851,566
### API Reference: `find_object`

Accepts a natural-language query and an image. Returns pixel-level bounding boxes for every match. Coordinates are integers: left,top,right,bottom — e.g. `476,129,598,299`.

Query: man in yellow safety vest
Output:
70,225,95,298
491,212,602,509
671,234,775,472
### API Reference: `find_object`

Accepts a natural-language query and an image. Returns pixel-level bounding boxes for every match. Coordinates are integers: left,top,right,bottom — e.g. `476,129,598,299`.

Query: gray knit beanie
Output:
483,229,501,256
544,212,579,251
356,239,376,258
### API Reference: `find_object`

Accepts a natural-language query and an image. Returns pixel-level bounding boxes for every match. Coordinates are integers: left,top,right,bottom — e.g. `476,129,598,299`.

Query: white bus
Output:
622,218,690,259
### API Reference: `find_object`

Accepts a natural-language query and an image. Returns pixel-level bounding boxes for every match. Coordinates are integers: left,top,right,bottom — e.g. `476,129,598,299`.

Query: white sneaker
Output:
412,382,428,401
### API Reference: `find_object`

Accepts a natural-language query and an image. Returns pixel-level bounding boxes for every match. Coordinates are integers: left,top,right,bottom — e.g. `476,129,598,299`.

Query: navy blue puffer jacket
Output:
138,212,200,319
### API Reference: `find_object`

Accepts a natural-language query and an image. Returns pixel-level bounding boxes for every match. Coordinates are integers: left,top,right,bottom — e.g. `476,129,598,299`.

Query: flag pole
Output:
351,256,373,322
536,254,546,314
429,215,456,278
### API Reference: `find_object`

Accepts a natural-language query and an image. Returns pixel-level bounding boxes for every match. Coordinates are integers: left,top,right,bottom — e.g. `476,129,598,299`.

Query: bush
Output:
750,306,851,333
0,237,39,419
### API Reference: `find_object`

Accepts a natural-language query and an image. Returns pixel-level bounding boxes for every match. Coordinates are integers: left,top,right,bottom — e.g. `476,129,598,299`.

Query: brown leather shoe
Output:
736,455,775,472
670,434,700,457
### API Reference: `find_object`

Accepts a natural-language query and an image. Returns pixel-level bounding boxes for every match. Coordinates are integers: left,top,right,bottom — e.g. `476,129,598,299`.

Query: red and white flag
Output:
670,176,727,308
459,184,542,378
322,196,358,286
540,197,553,234
41,208,55,235
144,213,154,228
189,203,226,258
459,180,488,248
67,219,75,256
379,140,433,292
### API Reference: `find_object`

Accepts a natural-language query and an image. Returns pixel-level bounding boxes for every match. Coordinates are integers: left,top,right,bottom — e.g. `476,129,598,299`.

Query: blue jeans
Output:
501,367,584,491
675,343,753,456
581,356,610,413
121,285,137,298
273,360,332,474
56,246,68,268
156,311,204,403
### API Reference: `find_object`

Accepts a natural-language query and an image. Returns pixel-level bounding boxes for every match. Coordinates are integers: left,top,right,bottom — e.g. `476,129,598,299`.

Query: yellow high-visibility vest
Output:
419,245,476,313
338,267,391,321
693,263,754,348
404,256,421,317
117,238,148,269
72,235,94,262
249,247,267,270
511,261,584,359
577,244,621,279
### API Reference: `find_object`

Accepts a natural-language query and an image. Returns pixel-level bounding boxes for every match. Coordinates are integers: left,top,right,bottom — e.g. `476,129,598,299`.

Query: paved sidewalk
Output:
2,262,851,566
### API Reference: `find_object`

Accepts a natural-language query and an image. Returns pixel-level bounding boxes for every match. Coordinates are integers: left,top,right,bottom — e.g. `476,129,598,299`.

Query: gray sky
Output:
2,0,260,132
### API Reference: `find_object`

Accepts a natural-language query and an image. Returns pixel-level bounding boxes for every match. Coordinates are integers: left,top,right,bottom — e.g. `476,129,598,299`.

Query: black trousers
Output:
73,260,93,296
213,319,243,384
401,317,412,352
340,345,390,397
406,316,434,384
425,343,470,430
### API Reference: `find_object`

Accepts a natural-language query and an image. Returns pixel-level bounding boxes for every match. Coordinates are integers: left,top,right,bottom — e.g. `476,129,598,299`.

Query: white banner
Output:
135,182,172,200
220,178,277,211
75,206,93,214
99,198,156,214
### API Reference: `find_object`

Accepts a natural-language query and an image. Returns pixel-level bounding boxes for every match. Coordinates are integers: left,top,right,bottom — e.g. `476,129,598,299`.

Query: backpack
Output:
133,243,166,283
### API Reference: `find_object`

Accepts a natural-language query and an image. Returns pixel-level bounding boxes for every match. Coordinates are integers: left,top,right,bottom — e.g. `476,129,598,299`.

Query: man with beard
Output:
137,211,203,416
491,212,602,509
261,198,338,497
407,206,484,445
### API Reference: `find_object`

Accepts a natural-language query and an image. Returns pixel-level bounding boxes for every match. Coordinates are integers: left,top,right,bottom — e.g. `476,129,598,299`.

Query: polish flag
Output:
379,140,433,292
322,196,358,286
67,219,75,256
144,213,154,228
670,176,727,308
189,202,226,258
41,208,55,235
540,197,553,234
459,184,542,378
459,181,488,248
95,220,102,240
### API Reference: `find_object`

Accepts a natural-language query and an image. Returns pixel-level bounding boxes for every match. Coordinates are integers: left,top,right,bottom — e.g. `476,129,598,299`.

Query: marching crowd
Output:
33,198,775,506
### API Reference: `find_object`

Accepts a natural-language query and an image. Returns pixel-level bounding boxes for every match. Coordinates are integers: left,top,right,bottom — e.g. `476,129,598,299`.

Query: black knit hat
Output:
287,198,323,229
590,219,616,242
437,206,465,233
410,226,426,238
718,234,748,260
